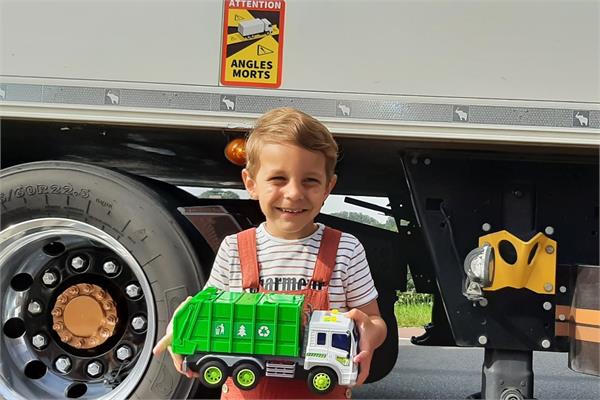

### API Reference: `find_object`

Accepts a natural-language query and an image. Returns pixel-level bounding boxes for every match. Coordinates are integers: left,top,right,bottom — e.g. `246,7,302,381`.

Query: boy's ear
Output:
326,174,338,195
241,169,258,199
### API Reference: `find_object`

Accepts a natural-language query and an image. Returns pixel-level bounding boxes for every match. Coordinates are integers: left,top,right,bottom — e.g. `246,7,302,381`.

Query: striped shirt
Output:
204,223,378,311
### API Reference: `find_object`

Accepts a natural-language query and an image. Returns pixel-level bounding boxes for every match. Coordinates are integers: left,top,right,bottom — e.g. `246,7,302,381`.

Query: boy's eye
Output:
268,176,286,181
305,178,321,184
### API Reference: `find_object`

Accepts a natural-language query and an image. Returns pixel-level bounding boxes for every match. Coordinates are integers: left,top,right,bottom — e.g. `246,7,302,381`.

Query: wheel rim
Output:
0,218,156,400
204,366,223,384
312,372,331,391
236,368,256,387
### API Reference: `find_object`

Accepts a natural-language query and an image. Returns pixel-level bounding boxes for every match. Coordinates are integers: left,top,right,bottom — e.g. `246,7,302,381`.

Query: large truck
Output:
0,1,598,400
171,287,359,394
237,18,274,38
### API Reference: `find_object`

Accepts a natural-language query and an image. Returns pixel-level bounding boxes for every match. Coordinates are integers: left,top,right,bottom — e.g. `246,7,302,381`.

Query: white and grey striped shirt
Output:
204,223,378,311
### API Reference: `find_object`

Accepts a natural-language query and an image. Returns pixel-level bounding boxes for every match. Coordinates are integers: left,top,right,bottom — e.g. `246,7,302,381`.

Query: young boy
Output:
154,108,387,398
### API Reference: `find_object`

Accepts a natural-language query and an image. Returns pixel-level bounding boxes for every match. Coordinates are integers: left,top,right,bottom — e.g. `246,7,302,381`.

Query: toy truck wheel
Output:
232,362,261,391
307,367,338,395
199,360,228,388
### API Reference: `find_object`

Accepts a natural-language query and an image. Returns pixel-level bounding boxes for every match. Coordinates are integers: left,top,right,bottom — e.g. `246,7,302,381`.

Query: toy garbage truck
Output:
171,287,359,394
237,18,273,37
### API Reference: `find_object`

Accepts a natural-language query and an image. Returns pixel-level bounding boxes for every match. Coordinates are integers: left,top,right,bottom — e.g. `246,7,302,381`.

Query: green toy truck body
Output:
172,287,359,394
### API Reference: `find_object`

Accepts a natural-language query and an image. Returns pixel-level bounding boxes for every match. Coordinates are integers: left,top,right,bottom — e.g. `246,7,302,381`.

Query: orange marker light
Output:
224,138,247,166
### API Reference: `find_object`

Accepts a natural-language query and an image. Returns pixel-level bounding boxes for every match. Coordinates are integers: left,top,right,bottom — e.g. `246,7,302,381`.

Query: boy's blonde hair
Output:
245,108,338,179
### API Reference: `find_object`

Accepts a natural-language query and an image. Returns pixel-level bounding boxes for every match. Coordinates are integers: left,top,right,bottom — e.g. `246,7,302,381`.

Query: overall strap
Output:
311,227,342,285
237,228,260,291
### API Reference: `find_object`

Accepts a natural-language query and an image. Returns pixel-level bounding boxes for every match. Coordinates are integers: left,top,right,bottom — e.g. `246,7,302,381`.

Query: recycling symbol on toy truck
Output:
257,325,270,337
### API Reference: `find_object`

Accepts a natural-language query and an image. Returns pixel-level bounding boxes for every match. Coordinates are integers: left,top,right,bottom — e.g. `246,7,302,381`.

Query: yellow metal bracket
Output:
480,231,556,294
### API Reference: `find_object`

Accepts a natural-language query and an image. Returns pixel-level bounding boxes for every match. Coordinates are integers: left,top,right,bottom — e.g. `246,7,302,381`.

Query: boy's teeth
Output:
282,208,302,213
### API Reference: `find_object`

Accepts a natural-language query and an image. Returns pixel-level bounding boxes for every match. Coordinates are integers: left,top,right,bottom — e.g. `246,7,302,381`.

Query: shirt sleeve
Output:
344,237,378,309
203,236,232,291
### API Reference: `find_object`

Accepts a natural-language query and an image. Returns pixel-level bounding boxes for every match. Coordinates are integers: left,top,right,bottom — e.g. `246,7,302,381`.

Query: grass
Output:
394,293,433,328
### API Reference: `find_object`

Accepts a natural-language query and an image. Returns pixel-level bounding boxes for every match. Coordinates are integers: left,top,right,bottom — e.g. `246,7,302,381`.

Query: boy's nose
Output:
284,181,304,201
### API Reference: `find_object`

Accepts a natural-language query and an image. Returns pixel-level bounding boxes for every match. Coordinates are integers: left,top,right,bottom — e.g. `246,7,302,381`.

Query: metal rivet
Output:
478,298,488,307
559,314,566,321
543,302,552,311
544,226,555,235
28,301,43,315
545,245,554,254
541,339,551,349
42,271,58,286
55,356,72,373
423,158,431,166
32,333,48,349
478,335,488,345
544,283,553,292
482,223,491,232
125,284,141,299
87,361,103,377
102,261,119,275
559,286,567,293
116,345,132,361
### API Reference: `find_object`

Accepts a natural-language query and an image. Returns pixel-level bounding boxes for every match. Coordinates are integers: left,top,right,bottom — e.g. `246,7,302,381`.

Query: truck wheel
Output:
0,161,207,400
199,360,228,389
232,362,261,391
307,367,337,395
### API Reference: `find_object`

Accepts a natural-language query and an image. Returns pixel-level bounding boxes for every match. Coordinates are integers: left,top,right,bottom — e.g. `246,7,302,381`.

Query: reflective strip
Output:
555,306,600,326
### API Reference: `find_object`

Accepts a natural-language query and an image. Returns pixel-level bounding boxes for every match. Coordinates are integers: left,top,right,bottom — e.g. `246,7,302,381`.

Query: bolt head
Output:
478,298,488,307
481,223,491,232
32,334,47,349
545,245,555,254
131,316,147,331
125,284,141,298
42,271,58,286
544,226,555,236
543,301,552,311
541,339,551,349
116,345,132,361
559,314,566,321
28,301,42,315
559,286,567,293
86,361,103,377
55,356,72,373
70,256,87,270
478,335,488,345
103,261,119,275
544,283,554,292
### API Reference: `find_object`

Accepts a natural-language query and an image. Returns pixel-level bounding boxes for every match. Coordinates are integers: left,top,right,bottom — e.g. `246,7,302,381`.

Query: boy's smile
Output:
242,143,337,240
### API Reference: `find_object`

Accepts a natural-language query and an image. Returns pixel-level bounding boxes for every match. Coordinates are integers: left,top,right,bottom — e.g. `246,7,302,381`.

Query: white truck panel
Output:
0,0,223,86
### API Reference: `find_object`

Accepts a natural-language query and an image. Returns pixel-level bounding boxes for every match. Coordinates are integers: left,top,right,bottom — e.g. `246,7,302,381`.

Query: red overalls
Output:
220,226,351,399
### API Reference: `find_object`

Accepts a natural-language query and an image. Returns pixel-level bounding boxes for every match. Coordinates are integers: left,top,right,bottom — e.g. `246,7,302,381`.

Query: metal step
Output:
265,361,296,378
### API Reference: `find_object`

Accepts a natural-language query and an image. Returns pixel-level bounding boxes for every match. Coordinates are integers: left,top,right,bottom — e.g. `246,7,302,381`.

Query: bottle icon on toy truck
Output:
171,287,359,395
237,18,273,38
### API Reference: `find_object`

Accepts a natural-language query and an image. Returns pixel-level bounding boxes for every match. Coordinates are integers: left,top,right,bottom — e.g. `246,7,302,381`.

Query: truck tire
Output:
232,362,261,391
199,360,228,389
0,161,206,400
307,367,337,395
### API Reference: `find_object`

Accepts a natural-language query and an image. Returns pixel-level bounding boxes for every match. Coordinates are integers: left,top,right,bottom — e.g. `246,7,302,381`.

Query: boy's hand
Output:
152,296,199,379
346,302,387,386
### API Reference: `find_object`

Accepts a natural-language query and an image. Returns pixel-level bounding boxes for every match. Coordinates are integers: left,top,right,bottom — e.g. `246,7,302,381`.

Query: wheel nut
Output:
70,256,87,271
32,333,48,349
125,284,141,299
28,300,43,315
116,345,132,361
42,271,58,286
55,356,72,373
131,316,147,331
103,260,119,275
86,361,103,377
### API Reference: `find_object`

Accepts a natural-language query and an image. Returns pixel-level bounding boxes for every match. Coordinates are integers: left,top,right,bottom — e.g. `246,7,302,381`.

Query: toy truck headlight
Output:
462,245,494,301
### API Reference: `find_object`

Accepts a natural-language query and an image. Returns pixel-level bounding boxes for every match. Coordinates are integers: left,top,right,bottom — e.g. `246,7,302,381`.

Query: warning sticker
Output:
221,0,285,88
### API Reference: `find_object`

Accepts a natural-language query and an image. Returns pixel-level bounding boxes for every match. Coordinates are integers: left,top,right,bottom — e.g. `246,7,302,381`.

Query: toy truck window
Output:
317,332,326,345
332,333,350,352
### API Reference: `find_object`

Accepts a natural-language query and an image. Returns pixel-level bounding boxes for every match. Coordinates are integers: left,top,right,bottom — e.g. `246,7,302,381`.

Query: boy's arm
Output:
346,299,387,386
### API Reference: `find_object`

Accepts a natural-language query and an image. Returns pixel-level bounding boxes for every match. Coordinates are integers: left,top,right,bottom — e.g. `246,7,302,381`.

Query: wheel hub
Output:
51,283,117,349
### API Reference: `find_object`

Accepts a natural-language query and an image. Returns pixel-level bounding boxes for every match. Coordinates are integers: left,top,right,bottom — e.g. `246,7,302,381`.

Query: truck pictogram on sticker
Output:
221,0,286,88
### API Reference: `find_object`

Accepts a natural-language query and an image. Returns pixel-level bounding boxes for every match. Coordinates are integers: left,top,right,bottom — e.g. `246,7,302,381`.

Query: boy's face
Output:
242,143,337,240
